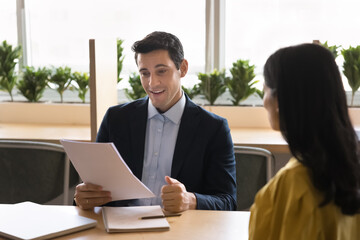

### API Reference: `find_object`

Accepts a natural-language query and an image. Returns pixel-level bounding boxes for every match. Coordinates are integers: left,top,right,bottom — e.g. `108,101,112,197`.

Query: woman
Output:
249,43,360,239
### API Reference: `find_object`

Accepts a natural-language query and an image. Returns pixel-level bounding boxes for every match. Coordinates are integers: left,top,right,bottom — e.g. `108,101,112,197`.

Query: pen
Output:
140,213,182,220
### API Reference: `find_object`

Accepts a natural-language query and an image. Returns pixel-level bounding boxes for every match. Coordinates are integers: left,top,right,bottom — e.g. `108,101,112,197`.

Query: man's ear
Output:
180,59,188,77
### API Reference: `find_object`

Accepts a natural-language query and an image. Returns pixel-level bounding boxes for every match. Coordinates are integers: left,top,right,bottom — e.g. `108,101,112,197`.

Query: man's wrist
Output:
188,192,197,210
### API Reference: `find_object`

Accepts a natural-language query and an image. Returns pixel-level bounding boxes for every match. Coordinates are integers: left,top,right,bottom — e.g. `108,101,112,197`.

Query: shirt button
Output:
158,128,162,132
154,152,158,156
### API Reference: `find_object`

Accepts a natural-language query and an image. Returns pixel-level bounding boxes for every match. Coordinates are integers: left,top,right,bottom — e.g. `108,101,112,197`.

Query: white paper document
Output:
60,139,155,201
102,205,170,232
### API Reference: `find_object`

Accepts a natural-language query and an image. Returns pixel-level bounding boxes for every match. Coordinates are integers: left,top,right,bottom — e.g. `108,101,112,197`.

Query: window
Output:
0,1,17,46
25,0,205,91
5,0,360,105
226,0,360,94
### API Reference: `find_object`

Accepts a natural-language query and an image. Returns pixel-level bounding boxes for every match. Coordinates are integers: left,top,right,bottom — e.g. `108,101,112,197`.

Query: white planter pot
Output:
0,102,90,125
203,105,360,130
202,105,271,129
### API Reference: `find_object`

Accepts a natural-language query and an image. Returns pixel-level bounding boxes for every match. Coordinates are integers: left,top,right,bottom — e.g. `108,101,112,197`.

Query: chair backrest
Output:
0,140,79,205
234,145,275,211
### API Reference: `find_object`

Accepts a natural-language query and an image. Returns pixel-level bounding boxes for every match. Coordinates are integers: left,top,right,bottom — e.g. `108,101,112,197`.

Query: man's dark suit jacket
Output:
96,95,237,210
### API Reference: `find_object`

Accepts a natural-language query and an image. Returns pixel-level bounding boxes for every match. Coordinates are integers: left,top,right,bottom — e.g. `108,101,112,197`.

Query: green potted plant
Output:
125,72,147,100
342,45,360,106
319,41,341,59
226,59,259,106
255,89,264,99
0,41,22,101
71,72,89,103
117,39,125,83
17,66,50,102
49,66,72,103
197,69,226,105
182,84,200,99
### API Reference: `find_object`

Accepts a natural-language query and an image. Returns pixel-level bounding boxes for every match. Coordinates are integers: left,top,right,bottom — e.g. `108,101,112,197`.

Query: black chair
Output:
0,140,79,205
234,146,275,211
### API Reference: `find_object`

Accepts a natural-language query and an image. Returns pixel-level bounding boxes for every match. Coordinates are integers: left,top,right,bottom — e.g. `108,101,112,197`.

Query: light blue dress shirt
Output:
138,93,186,206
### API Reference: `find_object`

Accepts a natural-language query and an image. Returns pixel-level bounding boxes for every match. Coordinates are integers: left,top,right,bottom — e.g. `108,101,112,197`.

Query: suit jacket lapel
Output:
129,98,148,179
171,96,201,178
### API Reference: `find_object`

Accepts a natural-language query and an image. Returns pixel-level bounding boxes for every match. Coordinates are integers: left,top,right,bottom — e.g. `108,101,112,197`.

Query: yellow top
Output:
249,157,360,240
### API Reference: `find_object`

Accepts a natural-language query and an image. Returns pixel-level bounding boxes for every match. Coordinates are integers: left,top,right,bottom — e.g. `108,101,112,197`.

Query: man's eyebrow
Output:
155,64,169,68
139,64,169,72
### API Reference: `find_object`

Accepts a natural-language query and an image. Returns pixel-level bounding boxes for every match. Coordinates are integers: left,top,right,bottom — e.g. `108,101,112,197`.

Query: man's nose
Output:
149,75,161,87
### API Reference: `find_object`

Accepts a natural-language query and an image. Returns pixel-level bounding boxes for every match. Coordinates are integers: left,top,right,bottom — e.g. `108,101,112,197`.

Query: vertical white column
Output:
205,0,226,73
89,39,118,142
16,0,28,68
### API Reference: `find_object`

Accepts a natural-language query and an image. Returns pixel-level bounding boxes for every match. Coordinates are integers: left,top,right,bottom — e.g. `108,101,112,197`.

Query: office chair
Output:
0,140,79,205
234,146,275,211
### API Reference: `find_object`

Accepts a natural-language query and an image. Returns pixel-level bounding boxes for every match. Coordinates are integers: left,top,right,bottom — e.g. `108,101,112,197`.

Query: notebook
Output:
102,205,170,233
0,202,97,240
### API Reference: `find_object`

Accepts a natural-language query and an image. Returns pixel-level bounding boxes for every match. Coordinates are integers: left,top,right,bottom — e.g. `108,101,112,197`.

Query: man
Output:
74,31,236,212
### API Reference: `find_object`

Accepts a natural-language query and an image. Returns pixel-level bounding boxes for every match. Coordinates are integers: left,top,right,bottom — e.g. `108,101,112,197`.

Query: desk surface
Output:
56,207,250,240
231,127,288,153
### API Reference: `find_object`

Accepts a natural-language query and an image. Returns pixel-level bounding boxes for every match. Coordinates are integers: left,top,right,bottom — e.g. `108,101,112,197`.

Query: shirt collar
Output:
147,92,186,125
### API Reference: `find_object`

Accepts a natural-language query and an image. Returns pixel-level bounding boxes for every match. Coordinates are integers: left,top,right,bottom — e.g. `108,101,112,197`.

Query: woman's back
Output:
249,157,360,240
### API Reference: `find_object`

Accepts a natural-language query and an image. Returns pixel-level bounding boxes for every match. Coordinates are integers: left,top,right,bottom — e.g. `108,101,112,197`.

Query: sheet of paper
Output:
102,205,170,232
60,139,155,201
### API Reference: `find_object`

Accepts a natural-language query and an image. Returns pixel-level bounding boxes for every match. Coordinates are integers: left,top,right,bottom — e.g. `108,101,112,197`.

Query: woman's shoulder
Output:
255,157,316,205
269,157,310,188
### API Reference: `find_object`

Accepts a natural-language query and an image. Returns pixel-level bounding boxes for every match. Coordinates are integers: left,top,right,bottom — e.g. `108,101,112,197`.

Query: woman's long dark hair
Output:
264,43,360,215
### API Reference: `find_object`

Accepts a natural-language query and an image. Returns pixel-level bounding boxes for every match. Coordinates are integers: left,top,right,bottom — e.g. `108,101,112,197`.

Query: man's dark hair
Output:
264,43,360,215
131,31,184,69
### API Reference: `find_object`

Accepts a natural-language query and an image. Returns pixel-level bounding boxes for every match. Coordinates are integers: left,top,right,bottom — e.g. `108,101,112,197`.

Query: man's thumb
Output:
165,176,179,185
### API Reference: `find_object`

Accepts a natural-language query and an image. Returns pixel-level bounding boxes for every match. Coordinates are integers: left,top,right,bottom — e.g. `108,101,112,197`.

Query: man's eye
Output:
158,69,167,74
141,72,150,77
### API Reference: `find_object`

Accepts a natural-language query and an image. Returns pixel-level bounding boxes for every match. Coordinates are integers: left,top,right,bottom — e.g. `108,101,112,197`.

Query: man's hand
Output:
161,176,197,212
74,183,112,210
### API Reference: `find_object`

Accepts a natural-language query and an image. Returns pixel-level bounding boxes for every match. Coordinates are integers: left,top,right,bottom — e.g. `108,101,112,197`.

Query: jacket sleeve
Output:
194,118,237,211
